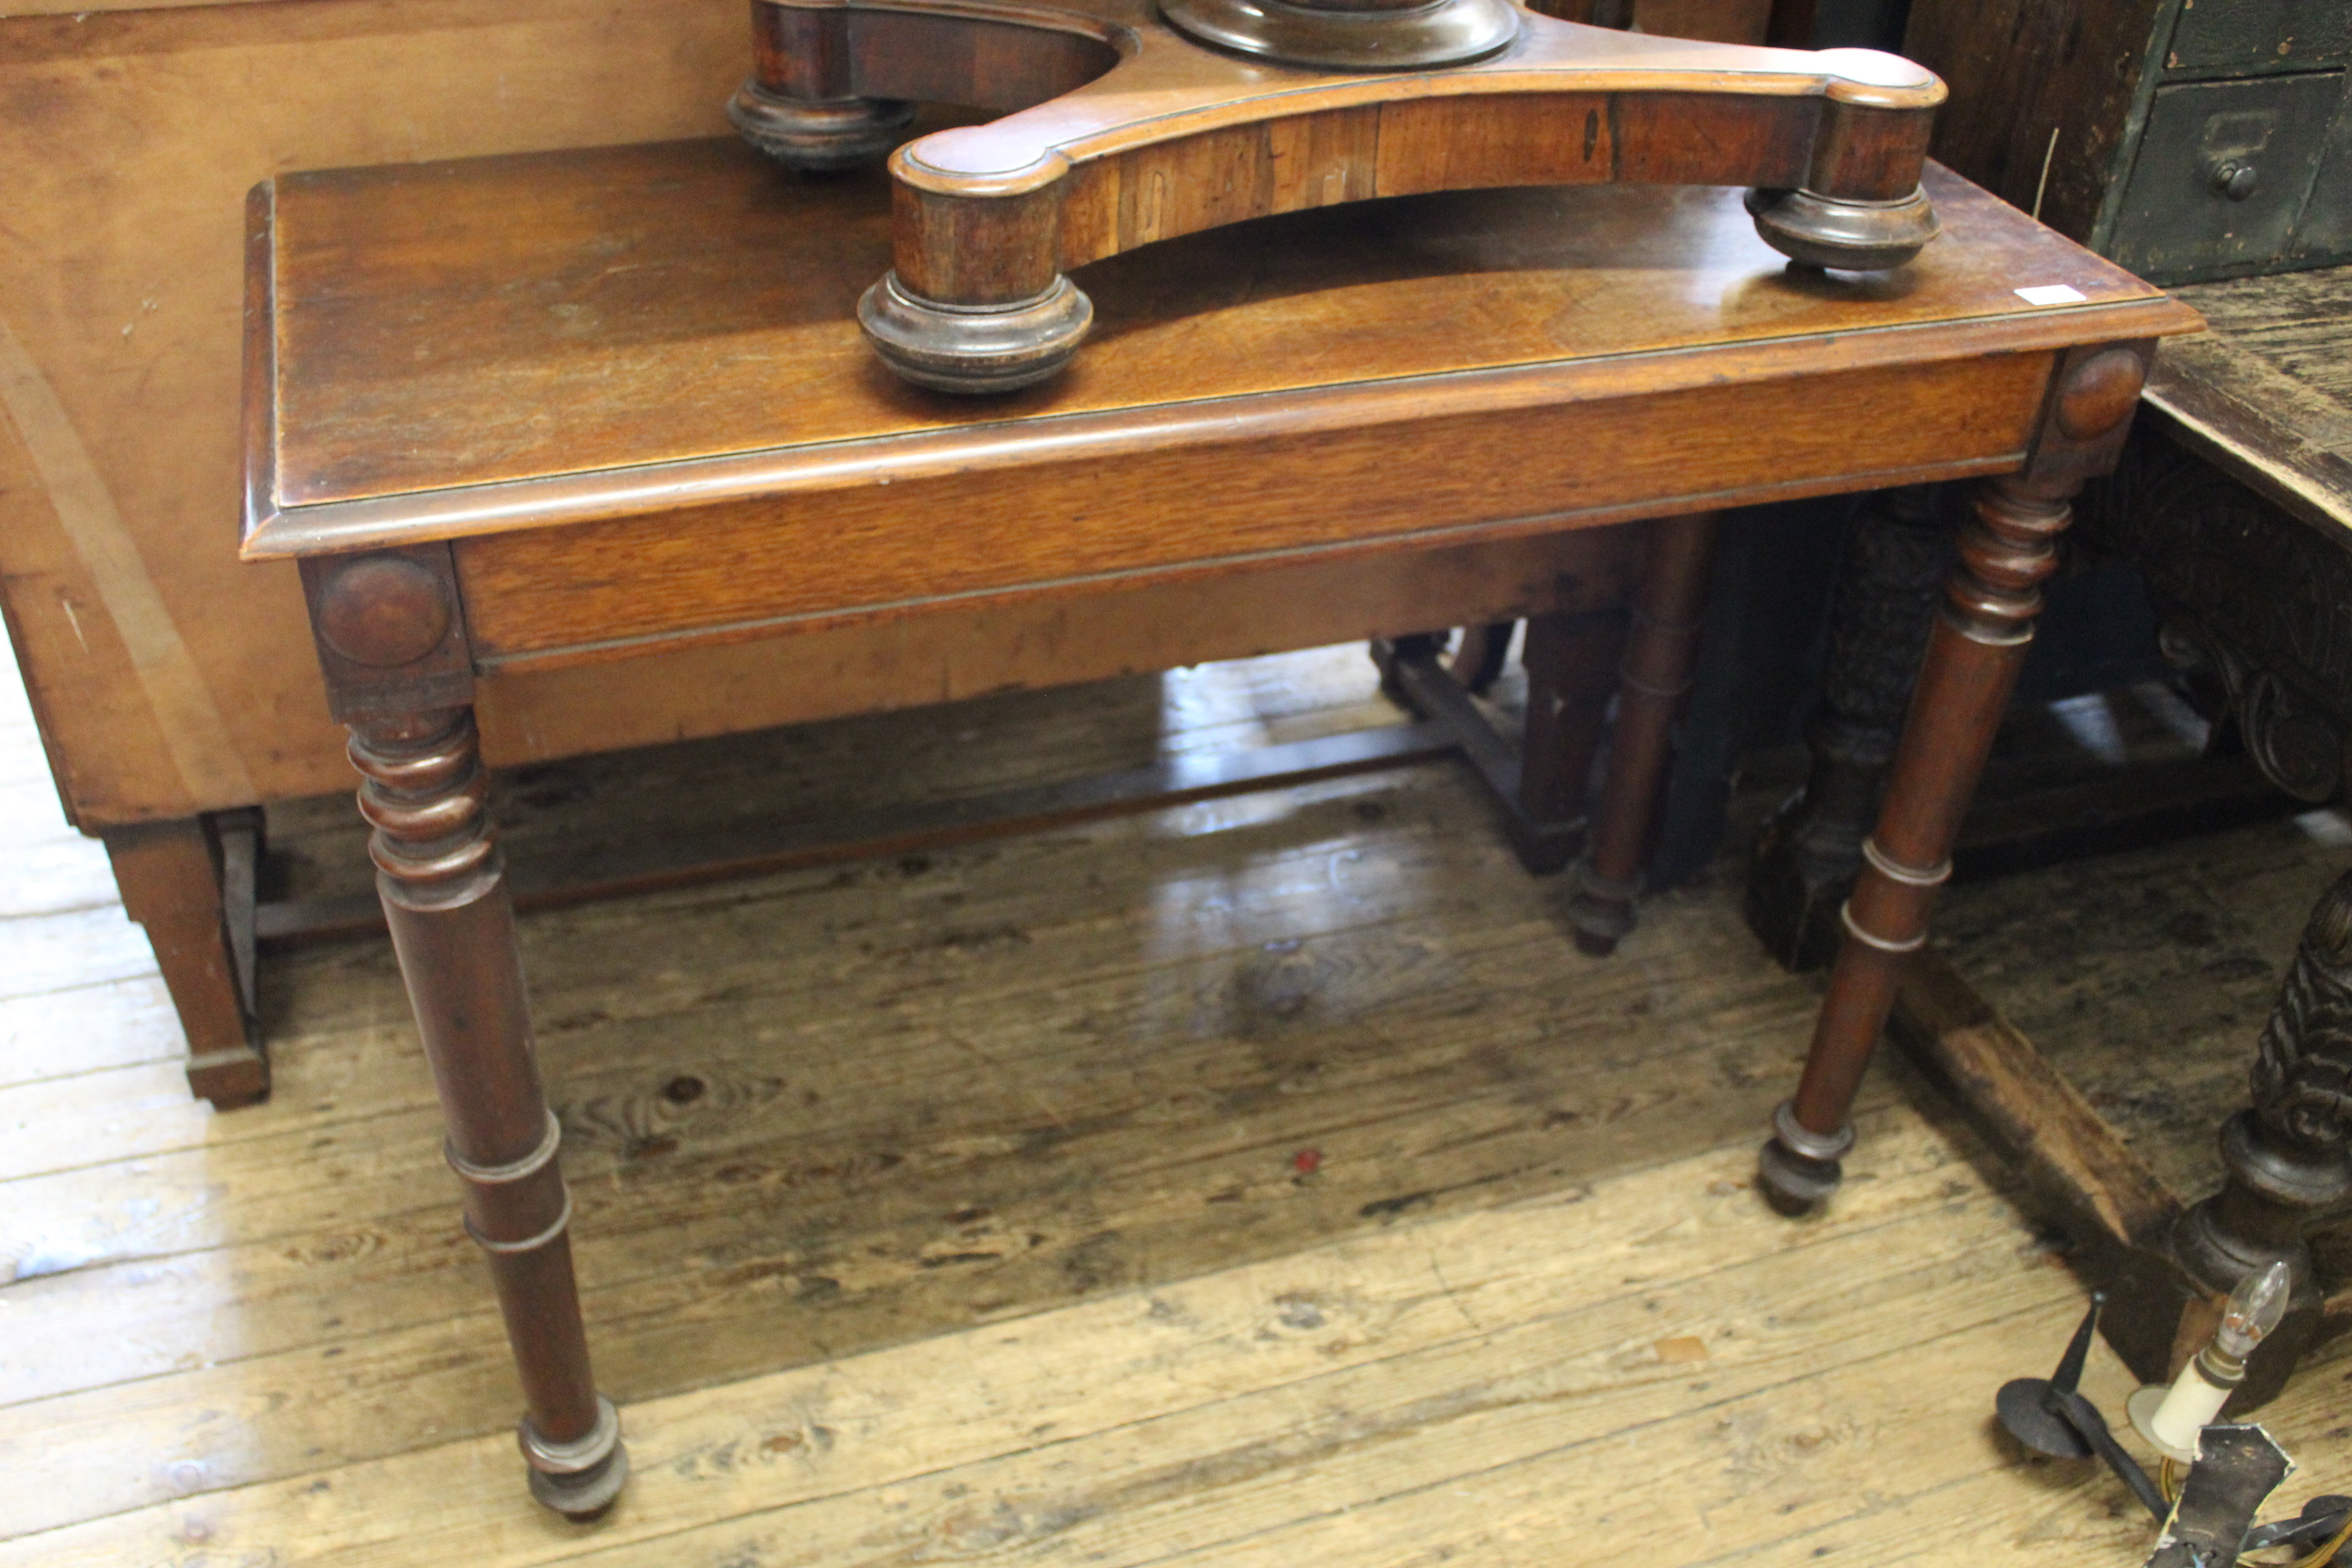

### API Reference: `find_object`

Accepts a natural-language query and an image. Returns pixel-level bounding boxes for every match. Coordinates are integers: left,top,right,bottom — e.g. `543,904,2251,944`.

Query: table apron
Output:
455,350,2052,671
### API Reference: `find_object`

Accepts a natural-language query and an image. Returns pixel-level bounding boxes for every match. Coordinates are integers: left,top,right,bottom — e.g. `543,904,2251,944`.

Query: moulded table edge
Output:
243,293,2201,562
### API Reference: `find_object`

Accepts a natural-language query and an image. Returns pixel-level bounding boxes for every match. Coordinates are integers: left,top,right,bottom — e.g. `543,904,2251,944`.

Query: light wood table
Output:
242,139,2195,1514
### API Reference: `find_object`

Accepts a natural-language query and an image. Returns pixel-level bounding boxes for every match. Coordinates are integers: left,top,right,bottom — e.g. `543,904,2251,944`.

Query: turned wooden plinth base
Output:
1165,0,1521,69
734,0,1948,391
521,1396,631,1516
727,83,916,171
858,272,1094,394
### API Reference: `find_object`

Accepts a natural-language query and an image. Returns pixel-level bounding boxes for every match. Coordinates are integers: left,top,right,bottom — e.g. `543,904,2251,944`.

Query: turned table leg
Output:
1519,607,1632,845
1757,341,2155,1208
352,709,627,1515
1759,473,2075,1206
302,546,626,1516
1566,511,1722,955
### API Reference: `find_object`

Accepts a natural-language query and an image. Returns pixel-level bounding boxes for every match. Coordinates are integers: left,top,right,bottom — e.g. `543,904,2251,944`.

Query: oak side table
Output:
241,140,2197,1514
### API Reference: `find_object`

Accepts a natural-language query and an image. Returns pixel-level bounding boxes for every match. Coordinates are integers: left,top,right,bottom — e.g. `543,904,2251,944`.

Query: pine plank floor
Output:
1,645,2346,1565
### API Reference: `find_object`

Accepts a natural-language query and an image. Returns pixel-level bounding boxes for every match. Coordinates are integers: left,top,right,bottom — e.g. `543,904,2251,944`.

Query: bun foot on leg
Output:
858,272,1093,394
1566,860,1641,956
523,1396,631,1520
729,81,916,171
1748,186,1941,272
1758,1100,1856,1212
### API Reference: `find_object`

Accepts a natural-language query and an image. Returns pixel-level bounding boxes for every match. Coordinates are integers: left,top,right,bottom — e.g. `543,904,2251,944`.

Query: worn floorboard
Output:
1,646,2347,1564
1934,810,2352,1205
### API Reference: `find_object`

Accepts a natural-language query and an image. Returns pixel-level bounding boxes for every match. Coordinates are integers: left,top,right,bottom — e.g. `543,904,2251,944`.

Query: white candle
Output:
2144,1357,2235,1456
2128,1260,2291,1464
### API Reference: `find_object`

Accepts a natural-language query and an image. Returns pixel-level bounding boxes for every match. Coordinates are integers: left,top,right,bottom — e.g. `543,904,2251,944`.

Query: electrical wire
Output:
2155,1456,2349,1567
2288,1512,2352,1568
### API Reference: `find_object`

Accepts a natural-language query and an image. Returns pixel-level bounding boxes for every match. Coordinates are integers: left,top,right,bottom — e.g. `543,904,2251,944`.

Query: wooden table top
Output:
2143,266,2352,540
245,137,2197,562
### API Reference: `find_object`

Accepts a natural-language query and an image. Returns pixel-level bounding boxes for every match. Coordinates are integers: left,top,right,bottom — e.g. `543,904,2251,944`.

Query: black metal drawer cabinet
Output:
1906,0,2351,282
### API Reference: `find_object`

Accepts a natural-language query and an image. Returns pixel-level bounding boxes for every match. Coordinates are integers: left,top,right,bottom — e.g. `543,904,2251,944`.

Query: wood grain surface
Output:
255,154,2183,520
452,349,2045,668
0,2,1670,822
469,531,1639,763
2143,266,2352,538
1889,945,2180,1249
2179,268,2352,407
1903,0,2168,247
891,0,1940,179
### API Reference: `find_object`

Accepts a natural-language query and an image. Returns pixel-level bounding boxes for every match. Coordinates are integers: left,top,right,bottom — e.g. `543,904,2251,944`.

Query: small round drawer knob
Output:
2210,161,2260,201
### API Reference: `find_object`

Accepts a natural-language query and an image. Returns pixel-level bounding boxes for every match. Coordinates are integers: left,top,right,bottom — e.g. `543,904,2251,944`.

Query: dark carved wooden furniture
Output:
1905,0,2352,284
242,137,2193,1513
2073,269,2352,1404
1743,481,1949,973
727,0,1947,389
